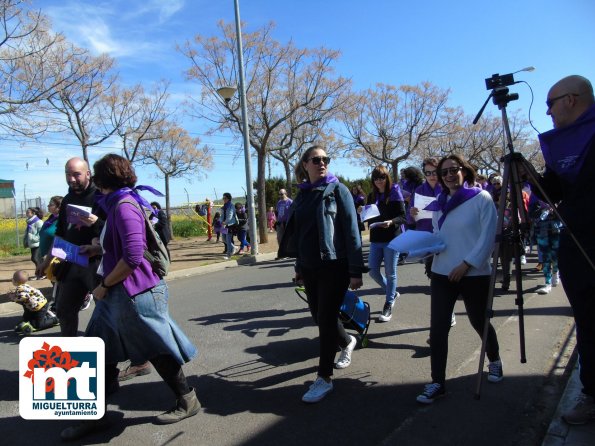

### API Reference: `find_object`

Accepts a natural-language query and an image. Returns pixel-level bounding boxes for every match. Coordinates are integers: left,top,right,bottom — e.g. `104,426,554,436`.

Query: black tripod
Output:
472,82,595,399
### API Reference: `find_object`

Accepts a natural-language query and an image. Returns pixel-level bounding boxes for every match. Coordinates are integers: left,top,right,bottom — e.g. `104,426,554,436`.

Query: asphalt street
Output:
0,251,575,445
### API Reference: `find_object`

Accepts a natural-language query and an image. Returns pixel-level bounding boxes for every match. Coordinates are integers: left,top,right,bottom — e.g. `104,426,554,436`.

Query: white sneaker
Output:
450,312,456,327
520,255,527,265
302,377,333,403
335,335,357,369
552,273,560,287
537,284,552,295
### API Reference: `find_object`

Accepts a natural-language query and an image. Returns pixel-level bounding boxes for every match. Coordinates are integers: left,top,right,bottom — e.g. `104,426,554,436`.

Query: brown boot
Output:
155,387,200,424
118,361,152,381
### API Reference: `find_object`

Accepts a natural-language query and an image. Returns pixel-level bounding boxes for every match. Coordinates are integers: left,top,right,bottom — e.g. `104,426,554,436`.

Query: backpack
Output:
116,199,170,278
197,204,208,216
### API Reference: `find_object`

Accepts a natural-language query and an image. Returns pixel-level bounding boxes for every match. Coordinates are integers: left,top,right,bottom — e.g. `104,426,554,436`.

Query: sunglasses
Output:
424,170,437,177
373,174,387,181
307,156,330,165
546,93,579,109
440,166,462,177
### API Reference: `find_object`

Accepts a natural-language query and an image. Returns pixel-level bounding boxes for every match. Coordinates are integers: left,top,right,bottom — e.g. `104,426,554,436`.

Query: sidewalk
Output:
0,235,593,445
0,235,280,314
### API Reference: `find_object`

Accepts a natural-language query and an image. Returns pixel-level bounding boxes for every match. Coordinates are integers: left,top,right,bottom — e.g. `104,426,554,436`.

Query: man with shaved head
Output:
37,157,105,336
529,75,595,425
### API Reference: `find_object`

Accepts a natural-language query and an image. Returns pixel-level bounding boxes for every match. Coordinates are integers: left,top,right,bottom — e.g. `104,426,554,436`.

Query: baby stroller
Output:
294,286,371,347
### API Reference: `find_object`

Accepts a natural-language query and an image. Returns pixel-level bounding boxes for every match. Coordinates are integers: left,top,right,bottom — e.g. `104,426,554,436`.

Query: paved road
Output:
0,251,576,445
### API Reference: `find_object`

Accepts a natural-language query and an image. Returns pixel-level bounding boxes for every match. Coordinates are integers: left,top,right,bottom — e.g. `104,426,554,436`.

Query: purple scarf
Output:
297,173,339,190
97,185,164,215
376,183,404,205
26,215,40,230
425,182,482,229
41,214,58,231
539,104,595,181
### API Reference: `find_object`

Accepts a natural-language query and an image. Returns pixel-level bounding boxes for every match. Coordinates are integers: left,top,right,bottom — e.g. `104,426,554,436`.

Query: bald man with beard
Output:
528,75,595,425
37,157,105,336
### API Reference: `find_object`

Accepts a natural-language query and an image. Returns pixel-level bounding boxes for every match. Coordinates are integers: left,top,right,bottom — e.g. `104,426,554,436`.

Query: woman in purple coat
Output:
61,154,199,441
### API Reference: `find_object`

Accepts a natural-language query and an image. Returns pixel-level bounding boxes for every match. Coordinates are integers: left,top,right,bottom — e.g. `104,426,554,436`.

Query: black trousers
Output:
301,260,351,378
429,274,500,386
558,232,595,397
56,263,100,336
23,305,58,330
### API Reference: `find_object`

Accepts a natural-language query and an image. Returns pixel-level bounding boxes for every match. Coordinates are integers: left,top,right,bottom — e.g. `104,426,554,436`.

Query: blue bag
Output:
339,290,371,338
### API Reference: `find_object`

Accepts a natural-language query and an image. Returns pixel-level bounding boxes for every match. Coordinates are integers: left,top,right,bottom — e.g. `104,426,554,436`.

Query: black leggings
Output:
301,260,351,378
429,274,500,386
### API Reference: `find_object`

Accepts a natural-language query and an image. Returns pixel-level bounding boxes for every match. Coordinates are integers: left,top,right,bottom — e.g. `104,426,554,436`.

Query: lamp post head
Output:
216,86,237,104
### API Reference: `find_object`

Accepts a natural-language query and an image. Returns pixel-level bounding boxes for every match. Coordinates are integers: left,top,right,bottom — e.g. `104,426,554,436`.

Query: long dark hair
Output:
370,165,393,205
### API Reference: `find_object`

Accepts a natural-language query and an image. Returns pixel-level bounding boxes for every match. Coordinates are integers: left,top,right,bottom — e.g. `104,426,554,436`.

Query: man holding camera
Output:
530,75,595,425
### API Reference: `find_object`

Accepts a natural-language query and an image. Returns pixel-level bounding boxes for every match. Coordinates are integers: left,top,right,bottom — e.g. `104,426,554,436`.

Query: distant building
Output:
0,179,16,218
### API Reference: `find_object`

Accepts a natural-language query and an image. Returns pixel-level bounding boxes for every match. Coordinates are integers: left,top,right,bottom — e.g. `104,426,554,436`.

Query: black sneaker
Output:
416,383,445,404
487,360,503,383
378,302,393,322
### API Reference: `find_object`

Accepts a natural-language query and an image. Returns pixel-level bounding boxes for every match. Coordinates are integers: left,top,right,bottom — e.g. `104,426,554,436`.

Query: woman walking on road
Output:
416,154,502,404
278,145,365,403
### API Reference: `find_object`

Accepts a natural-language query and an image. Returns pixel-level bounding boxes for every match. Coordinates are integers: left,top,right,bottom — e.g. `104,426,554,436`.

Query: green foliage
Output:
172,218,208,238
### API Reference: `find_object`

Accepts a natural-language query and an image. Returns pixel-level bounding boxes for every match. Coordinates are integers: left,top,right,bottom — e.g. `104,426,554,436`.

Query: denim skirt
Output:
86,280,197,365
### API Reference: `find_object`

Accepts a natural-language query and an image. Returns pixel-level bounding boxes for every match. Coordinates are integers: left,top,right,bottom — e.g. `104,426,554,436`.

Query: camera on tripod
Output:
484,73,516,90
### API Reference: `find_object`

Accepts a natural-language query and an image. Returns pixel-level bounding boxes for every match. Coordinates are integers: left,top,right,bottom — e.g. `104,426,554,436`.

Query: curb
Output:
0,252,279,316
541,360,581,446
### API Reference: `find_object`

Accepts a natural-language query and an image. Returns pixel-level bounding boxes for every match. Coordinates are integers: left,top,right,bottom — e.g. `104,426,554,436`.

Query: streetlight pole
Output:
217,0,258,255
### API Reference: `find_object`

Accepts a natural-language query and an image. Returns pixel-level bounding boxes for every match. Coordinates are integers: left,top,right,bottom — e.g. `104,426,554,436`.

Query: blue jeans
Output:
225,231,235,256
368,242,399,305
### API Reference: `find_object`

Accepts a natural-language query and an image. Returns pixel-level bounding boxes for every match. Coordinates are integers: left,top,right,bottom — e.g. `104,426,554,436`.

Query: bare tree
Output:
118,80,171,163
0,0,84,135
46,52,136,163
137,121,213,228
427,111,543,173
179,21,350,242
342,82,460,180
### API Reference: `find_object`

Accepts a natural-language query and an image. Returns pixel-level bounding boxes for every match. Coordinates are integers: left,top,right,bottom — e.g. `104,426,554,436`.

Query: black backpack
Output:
116,199,170,278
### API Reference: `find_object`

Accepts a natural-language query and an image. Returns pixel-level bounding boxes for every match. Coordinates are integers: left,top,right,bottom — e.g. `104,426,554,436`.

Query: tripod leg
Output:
475,157,511,399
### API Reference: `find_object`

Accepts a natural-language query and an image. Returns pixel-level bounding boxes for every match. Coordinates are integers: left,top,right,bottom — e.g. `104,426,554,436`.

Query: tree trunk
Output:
257,153,268,244
284,161,293,198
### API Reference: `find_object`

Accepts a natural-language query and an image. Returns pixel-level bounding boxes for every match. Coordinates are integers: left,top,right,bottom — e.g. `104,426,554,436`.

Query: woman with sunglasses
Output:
416,154,502,404
278,145,365,404
366,165,407,322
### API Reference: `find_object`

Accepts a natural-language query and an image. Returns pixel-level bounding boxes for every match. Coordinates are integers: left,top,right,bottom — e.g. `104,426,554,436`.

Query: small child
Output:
266,206,276,233
9,270,58,334
213,212,222,243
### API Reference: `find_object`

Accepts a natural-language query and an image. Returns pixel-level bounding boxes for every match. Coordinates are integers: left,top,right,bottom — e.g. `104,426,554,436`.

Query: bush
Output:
0,218,29,258
171,214,207,238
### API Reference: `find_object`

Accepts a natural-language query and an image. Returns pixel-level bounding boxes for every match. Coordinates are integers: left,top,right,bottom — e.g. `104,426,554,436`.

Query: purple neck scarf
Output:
376,183,404,205
297,173,339,190
27,215,40,229
41,214,58,231
425,182,482,229
417,181,442,198
97,185,164,215
539,104,595,181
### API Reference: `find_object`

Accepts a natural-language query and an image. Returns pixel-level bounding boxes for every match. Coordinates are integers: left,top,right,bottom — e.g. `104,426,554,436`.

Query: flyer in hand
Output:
51,236,89,267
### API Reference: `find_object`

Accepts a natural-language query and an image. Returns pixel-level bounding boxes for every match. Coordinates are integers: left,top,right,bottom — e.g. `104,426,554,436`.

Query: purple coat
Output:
102,199,160,297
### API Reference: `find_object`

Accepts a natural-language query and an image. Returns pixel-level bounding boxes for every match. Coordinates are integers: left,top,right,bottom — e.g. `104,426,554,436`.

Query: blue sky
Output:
2,0,594,207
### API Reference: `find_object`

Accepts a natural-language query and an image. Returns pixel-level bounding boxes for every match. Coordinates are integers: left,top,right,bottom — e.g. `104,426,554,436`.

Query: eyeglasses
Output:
307,156,330,165
373,174,387,181
440,166,462,177
424,170,437,177
546,93,579,109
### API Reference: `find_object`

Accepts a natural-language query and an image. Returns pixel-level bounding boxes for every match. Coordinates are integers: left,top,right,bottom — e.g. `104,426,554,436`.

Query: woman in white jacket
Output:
416,154,502,404
24,207,44,275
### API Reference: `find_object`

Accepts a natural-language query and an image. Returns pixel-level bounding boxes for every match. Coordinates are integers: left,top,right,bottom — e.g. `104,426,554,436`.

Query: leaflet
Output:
51,236,89,267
